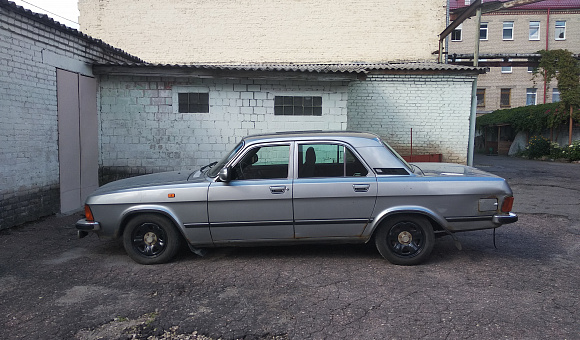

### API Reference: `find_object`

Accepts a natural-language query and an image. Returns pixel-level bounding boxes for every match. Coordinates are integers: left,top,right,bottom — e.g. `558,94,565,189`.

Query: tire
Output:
374,215,435,266
123,214,181,265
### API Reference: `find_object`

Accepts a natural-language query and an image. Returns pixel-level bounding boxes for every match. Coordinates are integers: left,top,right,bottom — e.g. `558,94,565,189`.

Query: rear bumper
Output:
492,212,518,225
76,218,101,231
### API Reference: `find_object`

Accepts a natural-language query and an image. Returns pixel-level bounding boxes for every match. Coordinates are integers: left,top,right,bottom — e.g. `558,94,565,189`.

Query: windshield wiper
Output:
200,161,217,172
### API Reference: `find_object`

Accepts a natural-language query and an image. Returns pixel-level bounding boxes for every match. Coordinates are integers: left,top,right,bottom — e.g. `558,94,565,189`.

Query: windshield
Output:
207,141,244,177
381,140,412,172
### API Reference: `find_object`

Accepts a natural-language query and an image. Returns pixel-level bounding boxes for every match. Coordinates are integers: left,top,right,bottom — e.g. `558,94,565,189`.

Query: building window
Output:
451,24,462,41
503,21,514,40
500,88,511,107
480,22,488,40
552,88,560,102
555,21,566,40
178,92,209,113
526,88,537,106
529,21,540,40
501,62,512,73
274,96,322,116
528,66,537,73
476,88,485,108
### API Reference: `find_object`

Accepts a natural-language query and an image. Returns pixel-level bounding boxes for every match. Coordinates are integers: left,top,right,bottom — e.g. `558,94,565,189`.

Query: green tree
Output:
534,49,580,129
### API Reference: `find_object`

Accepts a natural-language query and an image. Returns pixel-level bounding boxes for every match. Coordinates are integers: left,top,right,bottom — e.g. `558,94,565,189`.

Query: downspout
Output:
467,6,482,166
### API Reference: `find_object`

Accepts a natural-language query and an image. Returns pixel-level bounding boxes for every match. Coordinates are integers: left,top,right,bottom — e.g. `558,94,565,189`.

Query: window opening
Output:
178,92,209,113
274,96,322,116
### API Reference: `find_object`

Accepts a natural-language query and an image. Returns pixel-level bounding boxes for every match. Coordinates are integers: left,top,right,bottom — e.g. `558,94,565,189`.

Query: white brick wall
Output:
98,76,349,173
347,75,476,164
0,3,139,228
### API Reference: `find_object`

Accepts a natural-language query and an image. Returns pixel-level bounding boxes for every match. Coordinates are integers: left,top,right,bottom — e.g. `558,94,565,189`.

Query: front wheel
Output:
123,214,181,265
375,215,435,265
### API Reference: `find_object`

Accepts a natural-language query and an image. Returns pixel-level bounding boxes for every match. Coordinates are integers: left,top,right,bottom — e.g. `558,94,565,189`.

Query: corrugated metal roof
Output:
450,0,580,10
93,62,487,74
0,0,143,62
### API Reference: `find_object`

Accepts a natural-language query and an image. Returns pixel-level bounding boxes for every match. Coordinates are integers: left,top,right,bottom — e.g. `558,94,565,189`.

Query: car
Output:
76,131,517,265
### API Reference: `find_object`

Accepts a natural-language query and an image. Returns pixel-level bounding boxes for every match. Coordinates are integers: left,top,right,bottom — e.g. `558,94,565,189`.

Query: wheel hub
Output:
143,232,158,245
397,231,413,245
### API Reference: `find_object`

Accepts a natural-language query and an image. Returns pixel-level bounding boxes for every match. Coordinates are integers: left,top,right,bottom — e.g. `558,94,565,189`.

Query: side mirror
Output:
218,167,231,182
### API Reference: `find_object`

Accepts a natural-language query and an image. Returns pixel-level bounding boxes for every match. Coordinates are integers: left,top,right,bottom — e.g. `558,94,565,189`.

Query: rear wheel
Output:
375,215,434,265
123,214,181,265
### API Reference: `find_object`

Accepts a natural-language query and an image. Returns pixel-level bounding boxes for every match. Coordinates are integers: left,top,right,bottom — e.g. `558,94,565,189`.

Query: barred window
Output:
500,88,511,108
274,96,322,116
178,92,209,113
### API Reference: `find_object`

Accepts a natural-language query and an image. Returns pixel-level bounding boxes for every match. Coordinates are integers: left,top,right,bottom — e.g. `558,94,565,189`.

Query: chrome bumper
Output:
76,218,101,231
492,212,518,225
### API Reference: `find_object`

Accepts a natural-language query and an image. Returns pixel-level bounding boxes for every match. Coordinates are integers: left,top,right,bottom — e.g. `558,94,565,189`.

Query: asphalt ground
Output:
1,155,578,340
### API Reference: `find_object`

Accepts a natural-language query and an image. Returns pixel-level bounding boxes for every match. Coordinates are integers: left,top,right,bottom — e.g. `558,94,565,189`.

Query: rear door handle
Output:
353,184,370,193
270,186,289,194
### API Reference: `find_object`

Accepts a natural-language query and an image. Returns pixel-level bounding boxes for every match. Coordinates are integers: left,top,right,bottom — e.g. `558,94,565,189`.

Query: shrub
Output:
527,135,550,159
565,140,580,161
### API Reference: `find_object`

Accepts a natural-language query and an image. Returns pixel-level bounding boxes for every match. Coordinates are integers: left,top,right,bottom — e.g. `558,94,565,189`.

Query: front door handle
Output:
270,186,289,194
353,184,370,193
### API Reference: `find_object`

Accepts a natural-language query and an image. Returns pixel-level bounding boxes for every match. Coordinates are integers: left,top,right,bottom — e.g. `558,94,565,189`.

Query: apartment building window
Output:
500,88,511,107
178,92,209,113
480,22,488,40
452,24,462,41
501,60,513,73
552,88,560,102
476,89,485,108
274,96,322,116
503,22,514,40
528,66,537,73
555,21,566,40
529,21,540,40
526,88,537,106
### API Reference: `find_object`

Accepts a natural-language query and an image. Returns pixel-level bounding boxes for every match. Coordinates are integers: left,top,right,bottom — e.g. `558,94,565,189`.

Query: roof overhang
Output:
92,62,487,81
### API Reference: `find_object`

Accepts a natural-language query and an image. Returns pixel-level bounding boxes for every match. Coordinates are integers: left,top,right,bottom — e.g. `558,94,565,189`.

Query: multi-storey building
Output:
448,0,580,114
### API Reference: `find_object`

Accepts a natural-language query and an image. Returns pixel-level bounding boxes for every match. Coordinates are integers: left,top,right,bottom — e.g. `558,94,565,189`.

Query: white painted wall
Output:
348,75,477,164
98,75,349,179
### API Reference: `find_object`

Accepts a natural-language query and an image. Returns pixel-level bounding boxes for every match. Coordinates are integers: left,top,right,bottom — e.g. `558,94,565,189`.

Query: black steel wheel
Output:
123,214,181,265
375,215,434,265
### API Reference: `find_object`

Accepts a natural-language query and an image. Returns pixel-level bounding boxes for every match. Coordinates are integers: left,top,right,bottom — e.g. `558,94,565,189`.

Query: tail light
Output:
501,196,514,213
84,204,95,222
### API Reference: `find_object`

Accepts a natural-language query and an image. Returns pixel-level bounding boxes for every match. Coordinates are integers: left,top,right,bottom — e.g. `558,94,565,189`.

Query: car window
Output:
298,143,368,178
231,144,290,180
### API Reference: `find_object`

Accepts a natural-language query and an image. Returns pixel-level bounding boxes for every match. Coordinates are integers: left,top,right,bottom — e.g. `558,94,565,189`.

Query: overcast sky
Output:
12,0,79,29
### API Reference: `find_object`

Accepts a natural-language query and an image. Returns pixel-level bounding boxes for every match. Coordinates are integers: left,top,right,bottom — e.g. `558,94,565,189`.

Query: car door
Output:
208,143,294,242
293,142,377,238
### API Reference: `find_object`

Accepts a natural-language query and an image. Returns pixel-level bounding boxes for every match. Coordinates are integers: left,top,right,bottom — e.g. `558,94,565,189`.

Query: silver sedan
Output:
77,131,517,265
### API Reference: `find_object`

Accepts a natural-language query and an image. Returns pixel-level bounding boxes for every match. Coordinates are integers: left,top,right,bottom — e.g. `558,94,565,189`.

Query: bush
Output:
527,135,550,159
565,140,580,161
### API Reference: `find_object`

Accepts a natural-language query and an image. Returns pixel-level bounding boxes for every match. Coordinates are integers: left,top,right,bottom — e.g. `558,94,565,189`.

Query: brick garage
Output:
0,1,140,229
94,63,483,183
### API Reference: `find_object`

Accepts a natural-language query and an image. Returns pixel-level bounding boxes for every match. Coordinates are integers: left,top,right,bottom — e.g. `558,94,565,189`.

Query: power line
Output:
19,0,79,25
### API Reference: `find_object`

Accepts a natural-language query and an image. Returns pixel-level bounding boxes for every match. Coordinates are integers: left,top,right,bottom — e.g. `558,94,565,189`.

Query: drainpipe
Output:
467,6,482,166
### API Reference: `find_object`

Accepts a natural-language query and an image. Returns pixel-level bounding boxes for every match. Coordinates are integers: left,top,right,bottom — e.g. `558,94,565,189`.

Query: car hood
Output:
410,163,500,178
92,170,204,195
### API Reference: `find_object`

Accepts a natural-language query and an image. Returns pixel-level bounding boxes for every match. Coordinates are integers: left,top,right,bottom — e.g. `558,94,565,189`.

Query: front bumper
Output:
76,218,101,231
76,218,101,239
492,212,518,225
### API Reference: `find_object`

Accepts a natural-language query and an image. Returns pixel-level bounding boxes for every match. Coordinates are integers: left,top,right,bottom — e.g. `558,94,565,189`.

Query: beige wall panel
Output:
79,0,446,64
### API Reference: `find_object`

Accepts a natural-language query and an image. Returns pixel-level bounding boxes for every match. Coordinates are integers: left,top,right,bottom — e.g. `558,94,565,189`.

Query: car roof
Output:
242,130,383,147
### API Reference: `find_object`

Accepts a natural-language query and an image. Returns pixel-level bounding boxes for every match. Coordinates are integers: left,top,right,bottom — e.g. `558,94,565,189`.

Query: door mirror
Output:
218,167,231,182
